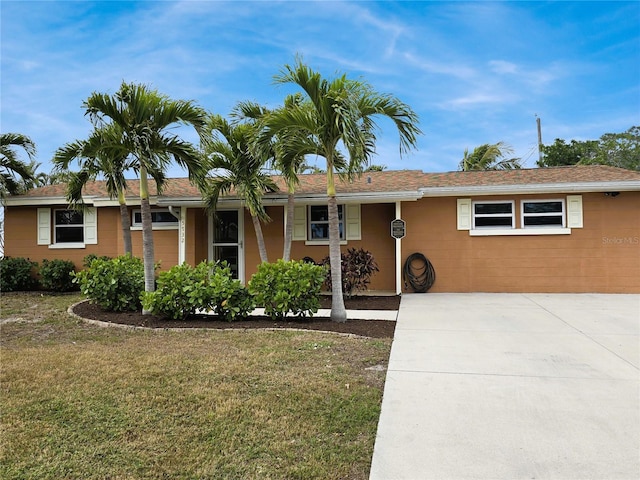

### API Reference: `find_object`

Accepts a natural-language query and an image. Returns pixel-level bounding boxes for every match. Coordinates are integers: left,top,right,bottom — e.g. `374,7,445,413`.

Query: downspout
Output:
168,206,186,264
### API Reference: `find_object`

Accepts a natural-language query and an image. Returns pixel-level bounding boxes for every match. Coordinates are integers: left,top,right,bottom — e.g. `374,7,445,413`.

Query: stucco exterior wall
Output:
3,206,122,270
243,203,397,291
400,192,640,293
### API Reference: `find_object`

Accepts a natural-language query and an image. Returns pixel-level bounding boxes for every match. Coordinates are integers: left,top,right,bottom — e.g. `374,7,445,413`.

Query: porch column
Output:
395,201,402,295
178,207,186,264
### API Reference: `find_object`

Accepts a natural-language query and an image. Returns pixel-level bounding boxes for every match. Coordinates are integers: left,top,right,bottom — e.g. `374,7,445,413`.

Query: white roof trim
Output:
420,181,640,197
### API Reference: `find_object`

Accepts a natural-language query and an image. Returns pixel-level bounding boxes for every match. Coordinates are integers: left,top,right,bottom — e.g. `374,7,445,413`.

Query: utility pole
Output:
536,114,543,164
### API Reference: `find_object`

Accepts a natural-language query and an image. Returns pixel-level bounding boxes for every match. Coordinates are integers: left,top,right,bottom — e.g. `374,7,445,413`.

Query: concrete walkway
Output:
370,293,640,480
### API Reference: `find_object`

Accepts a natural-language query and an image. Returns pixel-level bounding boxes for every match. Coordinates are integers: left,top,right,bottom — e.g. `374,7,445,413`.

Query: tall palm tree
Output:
257,58,421,322
0,133,37,200
237,95,317,261
83,81,208,312
53,124,166,255
459,142,522,171
202,113,277,263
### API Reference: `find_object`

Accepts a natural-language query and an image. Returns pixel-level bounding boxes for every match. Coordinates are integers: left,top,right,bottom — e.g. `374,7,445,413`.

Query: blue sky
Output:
1,0,639,178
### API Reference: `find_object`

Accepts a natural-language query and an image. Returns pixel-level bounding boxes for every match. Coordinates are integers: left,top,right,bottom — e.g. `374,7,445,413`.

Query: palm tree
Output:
83,81,208,312
202,113,277,263
459,142,522,171
1,133,37,200
257,58,421,322
53,124,163,255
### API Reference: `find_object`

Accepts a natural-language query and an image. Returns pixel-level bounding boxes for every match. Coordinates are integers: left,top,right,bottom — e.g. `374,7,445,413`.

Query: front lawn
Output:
0,293,391,479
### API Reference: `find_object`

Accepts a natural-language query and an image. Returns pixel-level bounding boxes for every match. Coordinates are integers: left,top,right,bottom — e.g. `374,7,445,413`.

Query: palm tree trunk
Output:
282,191,295,261
118,188,132,255
327,166,347,323
251,212,269,263
139,166,155,314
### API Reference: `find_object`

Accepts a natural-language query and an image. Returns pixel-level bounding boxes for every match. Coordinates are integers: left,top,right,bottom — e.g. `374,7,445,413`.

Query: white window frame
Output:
131,208,179,230
308,204,345,242
53,209,84,245
521,199,566,229
472,200,515,230
37,207,97,249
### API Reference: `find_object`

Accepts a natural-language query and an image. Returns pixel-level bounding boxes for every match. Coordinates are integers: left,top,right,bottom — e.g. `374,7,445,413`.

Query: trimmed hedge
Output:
248,260,326,320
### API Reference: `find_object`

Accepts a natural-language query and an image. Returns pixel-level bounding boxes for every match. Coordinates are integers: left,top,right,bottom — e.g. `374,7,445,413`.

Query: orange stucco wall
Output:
5,191,638,293
3,206,178,271
3,206,121,270
241,204,396,291
400,192,640,293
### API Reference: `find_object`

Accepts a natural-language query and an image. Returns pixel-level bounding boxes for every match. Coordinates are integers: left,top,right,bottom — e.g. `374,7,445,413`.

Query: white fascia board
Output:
155,191,422,207
420,181,640,197
291,192,422,204
4,196,91,207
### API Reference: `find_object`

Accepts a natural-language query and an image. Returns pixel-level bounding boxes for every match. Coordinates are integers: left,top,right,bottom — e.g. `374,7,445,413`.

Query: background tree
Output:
538,138,599,167
459,142,522,171
202,113,276,263
257,58,421,322
0,133,37,200
537,126,639,170
83,82,208,312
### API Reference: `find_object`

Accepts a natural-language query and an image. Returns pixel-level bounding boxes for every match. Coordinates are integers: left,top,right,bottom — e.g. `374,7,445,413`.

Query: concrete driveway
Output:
370,293,640,480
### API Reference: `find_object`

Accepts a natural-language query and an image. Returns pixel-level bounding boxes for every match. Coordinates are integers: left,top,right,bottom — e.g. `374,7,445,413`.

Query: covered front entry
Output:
209,209,244,282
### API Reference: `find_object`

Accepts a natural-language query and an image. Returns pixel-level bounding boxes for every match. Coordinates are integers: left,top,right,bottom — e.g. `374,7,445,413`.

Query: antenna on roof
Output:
535,114,543,165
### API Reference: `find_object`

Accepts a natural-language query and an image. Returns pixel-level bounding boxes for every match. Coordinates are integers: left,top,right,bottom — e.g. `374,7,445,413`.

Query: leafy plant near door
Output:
321,248,380,298
248,259,326,320
141,261,255,321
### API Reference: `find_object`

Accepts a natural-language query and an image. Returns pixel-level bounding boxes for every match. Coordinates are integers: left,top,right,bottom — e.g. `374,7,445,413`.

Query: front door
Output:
210,209,244,281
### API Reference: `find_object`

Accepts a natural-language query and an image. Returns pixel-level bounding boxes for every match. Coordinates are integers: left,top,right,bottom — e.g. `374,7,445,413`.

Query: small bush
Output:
248,260,326,320
0,257,38,292
321,248,379,298
82,253,112,269
73,255,144,312
39,259,77,292
142,261,255,321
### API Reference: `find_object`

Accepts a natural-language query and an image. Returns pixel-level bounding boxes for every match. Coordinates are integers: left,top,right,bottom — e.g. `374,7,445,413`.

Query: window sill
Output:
48,243,86,249
469,228,571,237
131,225,178,231
305,240,348,246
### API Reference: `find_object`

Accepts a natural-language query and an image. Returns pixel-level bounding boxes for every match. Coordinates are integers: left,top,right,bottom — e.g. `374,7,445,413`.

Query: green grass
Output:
0,292,391,479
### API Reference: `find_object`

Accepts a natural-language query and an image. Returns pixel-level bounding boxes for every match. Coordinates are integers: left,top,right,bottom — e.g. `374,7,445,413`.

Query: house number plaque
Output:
391,218,406,239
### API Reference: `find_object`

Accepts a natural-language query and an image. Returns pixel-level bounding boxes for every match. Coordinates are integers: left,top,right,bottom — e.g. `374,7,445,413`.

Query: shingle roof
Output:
10,165,640,202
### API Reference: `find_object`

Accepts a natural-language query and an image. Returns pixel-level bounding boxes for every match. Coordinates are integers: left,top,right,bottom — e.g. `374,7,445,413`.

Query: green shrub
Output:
82,253,112,269
248,260,326,320
73,255,144,311
0,256,38,292
142,261,255,321
39,259,77,292
321,248,379,298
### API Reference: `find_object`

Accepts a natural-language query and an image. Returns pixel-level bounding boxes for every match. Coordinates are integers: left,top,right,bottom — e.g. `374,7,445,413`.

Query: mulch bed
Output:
72,295,400,339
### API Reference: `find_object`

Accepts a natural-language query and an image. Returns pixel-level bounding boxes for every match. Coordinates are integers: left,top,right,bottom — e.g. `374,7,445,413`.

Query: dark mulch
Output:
72,295,400,339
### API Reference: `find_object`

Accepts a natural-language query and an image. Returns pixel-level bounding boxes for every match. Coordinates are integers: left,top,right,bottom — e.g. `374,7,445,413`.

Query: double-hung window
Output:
38,207,96,248
308,205,344,240
472,201,515,229
521,200,565,228
54,209,84,243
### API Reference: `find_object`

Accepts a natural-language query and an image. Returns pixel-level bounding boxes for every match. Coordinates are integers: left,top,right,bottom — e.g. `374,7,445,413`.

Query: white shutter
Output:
292,205,307,241
457,198,472,230
84,207,98,244
566,195,583,228
37,208,51,245
345,204,361,240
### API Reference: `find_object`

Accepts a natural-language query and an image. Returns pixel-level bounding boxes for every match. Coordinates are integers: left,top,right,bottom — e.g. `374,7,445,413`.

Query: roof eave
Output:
419,181,640,197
